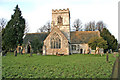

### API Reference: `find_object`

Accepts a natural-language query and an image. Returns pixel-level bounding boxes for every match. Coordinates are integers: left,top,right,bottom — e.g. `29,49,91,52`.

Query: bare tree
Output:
73,19,82,31
46,22,51,32
0,18,7,31
0,18,7,53
84,21,96,31
91,21,96,31
37,26,45,33
24,21,29,34
37,21,51,33
96,21,106,32
84,23,89,31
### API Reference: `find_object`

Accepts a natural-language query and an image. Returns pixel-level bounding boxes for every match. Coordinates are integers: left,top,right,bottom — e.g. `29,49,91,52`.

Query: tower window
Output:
57,16,62,24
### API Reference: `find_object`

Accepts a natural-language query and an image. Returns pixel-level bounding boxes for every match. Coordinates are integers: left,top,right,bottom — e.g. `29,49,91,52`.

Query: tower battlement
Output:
52,8,69,13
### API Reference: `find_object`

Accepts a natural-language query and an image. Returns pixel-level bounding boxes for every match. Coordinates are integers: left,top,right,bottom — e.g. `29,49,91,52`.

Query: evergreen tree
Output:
100,28,118,52
88,37,108,50
2,5,25,51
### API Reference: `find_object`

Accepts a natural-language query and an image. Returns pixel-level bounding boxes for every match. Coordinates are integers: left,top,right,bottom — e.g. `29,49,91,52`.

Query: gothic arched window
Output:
51,33,61,49
51,38,54,48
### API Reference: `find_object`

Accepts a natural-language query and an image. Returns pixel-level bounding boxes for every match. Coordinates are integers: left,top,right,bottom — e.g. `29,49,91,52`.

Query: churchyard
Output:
2,52,119,78
1,3,119,79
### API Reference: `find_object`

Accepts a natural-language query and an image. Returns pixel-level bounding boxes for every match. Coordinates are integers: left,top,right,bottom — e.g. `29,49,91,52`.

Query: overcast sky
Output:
0,0,119,41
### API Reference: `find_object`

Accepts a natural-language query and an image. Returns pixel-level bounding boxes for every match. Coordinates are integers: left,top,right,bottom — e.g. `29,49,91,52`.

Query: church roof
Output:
23,32,49,44
23,31,100,44
70,31,100,44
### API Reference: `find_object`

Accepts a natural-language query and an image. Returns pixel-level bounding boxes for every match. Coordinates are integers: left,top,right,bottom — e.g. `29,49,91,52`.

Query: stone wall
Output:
43,38,69,55
43,27,69,55
71,44,89,54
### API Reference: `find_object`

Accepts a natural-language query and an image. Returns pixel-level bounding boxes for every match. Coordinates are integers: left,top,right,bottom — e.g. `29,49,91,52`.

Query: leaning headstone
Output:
96,47,99,54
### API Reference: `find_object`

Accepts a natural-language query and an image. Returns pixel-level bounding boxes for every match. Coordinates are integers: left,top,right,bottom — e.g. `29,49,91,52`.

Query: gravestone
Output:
91,50,95,54
14,50,17,56
19,47,21,53
110,49,112,53
2,50,7,56
118,48,120,57
0,52,2,56
30,50,32,56
21,47,23,55
106,52,109,62
37,53,40,55
86,49,90,54
95,47,99,54
99,48,104,56
113,52,117,57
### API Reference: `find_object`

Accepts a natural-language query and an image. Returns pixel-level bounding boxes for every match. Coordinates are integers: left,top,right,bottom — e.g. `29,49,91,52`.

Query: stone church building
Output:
22,8,100,55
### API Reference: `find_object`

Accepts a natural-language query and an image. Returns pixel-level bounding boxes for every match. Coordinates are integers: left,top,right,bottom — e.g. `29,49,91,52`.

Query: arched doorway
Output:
80,49,83,54
27,45,30,53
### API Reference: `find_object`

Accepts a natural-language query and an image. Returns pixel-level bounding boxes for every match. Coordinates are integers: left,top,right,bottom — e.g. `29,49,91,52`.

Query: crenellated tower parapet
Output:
52,8,69,14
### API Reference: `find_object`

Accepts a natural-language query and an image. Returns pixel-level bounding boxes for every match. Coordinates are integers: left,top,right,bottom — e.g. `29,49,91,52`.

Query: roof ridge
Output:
26,32,48,35
71,31,99,32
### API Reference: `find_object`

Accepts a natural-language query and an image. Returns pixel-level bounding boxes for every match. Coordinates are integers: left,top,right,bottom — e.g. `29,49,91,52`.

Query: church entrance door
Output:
27,45,30,53
80,49,83,54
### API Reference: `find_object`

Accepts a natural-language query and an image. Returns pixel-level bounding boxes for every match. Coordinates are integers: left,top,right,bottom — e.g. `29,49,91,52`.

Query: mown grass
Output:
2,52,117,78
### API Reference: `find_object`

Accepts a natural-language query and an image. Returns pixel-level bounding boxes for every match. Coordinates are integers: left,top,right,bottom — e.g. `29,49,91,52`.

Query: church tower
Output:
51,8,70,42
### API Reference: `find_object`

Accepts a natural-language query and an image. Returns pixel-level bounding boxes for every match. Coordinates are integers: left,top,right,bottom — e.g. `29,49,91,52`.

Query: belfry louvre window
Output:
51,33,61,49
57,15,62,24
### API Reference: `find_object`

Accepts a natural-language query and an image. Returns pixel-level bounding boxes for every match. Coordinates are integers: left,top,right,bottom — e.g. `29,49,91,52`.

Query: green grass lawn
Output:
2,52,117,78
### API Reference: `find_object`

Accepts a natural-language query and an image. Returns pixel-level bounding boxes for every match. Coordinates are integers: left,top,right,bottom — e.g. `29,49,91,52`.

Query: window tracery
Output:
51,33,61,49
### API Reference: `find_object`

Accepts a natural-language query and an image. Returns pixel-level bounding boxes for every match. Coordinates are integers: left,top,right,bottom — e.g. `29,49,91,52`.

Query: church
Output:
21,8,100,55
